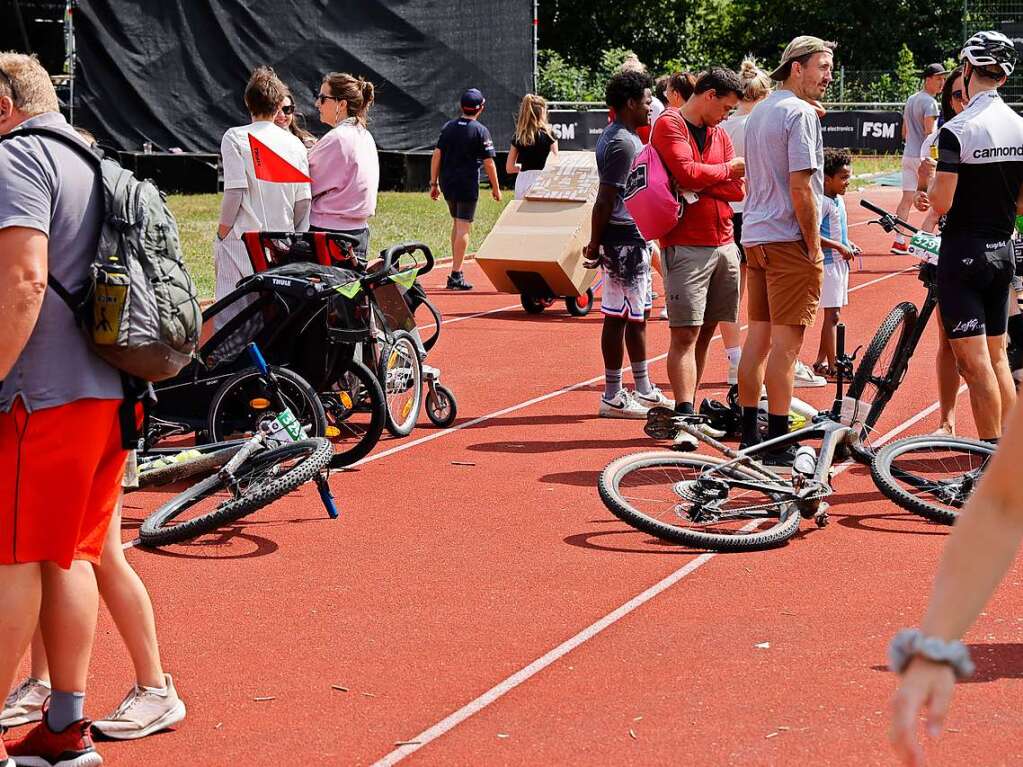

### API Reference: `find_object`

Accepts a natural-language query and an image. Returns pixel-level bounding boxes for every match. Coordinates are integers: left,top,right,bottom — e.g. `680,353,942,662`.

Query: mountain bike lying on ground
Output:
870,434,994,525
598,330,859,552
139,343,338,547
842,199,942,463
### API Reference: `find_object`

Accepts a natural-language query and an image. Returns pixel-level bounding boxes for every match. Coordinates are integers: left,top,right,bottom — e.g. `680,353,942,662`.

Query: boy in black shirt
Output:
430,88,502,290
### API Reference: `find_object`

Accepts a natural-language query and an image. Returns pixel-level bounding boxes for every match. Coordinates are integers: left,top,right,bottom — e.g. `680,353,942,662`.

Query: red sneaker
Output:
4,715,102,767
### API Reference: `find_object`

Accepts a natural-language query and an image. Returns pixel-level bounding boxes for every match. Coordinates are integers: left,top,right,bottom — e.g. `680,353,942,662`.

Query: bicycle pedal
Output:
644,406,678,440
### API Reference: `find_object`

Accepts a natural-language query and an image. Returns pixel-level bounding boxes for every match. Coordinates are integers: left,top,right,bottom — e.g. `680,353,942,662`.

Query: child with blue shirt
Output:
813,148,859,378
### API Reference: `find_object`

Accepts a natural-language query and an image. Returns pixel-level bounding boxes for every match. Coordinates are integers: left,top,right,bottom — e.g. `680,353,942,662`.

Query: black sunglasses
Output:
281,104,295,115
313,93,342,104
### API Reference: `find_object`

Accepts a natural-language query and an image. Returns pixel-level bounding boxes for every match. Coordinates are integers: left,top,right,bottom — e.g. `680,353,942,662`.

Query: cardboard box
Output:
475,151,599,298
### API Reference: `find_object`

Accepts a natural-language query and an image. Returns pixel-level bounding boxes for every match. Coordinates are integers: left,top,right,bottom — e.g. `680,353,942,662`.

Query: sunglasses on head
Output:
281,104,295,115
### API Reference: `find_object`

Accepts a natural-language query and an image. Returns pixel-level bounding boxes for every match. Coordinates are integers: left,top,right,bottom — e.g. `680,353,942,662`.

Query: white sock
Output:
725,346,741,365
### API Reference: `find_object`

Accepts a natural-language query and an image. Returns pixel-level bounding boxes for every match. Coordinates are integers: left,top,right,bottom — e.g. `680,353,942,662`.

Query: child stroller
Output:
243,232,458,437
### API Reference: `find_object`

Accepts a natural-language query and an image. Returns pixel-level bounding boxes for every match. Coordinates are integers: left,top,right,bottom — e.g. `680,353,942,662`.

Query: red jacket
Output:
650,109,744,247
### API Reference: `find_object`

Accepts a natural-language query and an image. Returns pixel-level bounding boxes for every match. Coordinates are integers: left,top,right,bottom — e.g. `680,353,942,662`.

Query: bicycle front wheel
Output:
847,301,917,463
139,438,333,547
871,435,993,525
598,451,801,551
379,330,423,437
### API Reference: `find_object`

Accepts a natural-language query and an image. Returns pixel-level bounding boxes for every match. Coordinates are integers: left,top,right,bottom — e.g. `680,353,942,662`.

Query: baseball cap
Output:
460,88,486,109
770,36,837,80
920,63,949,78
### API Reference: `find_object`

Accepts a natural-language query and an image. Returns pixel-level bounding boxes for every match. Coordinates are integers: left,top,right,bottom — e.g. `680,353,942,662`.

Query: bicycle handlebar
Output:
362,241,435,287
859,199,919,235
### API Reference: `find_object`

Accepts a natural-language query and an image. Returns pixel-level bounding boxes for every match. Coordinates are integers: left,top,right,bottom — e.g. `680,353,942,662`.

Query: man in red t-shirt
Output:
650,68,746,450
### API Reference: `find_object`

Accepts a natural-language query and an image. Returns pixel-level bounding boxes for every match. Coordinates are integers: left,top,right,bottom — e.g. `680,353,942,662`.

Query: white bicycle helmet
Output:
960,30,1018,77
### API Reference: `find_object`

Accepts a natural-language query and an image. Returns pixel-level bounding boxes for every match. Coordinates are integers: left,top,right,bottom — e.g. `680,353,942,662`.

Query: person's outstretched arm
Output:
890,400,1023,765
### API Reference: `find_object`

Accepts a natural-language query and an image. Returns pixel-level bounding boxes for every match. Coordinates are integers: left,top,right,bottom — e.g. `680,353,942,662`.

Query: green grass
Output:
848,154,904,191
168,192,514,300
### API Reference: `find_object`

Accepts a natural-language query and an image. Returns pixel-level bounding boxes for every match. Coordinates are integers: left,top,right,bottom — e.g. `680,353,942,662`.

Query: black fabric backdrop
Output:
75,1,533,153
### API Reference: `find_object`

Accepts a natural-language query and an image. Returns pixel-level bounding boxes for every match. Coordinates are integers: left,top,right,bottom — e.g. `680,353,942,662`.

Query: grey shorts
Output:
663,243,741,327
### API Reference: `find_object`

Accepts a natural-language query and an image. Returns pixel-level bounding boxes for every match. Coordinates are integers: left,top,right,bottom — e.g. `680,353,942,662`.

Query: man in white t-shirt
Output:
893,63,946,254
214,66,311,325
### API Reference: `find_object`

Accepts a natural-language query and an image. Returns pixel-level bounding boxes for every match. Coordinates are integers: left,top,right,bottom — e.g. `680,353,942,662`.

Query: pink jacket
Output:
308,120,380,230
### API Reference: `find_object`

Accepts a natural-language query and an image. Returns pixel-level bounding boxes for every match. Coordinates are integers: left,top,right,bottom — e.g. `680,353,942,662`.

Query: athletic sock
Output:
767,413,789,441
725,346,741,365
631,361,653,395
674,401,694,415
47,690,85,731
603,368,623,400
741,406,760,446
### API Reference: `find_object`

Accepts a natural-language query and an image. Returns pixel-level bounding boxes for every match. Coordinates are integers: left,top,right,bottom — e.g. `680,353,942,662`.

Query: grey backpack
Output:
4,127,201,382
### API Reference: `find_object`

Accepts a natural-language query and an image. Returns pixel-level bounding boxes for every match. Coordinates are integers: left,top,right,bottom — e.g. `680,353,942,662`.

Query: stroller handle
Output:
364,241,435,287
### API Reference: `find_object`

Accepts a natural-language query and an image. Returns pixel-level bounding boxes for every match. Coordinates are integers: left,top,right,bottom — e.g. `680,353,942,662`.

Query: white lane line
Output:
123,263,915,549
371,389,958,766
417,302,521,333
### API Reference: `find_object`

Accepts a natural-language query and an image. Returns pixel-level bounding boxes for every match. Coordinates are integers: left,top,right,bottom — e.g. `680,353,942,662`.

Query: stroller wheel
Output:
566,288,594,317
320,358,386,468
379,330,424,437
426,384,458,428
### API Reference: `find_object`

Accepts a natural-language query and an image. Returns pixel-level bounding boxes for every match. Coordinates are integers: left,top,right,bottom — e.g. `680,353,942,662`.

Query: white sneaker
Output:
634,386,675,410
599,389,650,419
793,360,827,388
0,677,49,727
672,427,699,451
727,358,739,386
91,673,186,740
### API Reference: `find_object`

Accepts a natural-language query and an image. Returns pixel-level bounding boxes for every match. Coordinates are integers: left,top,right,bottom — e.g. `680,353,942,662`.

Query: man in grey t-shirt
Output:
737,36,834,461
0,53,123,766
894,63,946,253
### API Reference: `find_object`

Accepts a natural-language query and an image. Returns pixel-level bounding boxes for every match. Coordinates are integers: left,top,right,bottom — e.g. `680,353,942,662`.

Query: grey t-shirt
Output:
903,90,940,159
0,112,121,412
595,121,644,246
741,90,824,246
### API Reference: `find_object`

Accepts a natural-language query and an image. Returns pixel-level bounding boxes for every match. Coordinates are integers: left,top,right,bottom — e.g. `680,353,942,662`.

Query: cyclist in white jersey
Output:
924,31,1023,444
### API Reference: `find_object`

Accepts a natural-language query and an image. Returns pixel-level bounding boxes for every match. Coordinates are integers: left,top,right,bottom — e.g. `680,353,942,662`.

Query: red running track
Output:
28,187,1023,766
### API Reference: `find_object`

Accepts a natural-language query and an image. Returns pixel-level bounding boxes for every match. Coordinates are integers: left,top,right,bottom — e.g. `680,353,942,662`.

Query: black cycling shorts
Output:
937,233,1015,339
733,212,745,263
445,198,478,223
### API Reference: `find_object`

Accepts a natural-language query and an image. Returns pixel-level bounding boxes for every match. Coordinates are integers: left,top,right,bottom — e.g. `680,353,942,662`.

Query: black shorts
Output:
446,198,478,223
732,213,745,263
937,233,1015,339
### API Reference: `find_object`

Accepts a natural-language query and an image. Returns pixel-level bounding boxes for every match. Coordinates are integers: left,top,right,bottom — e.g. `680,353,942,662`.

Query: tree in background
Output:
537,0,964,102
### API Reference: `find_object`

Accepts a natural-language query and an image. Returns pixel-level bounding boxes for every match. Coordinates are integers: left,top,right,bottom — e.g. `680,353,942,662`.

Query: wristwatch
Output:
888,628,975,680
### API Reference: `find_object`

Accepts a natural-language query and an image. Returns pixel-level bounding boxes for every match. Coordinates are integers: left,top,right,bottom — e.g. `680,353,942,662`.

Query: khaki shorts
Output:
663,244,740,327
745,240,823,326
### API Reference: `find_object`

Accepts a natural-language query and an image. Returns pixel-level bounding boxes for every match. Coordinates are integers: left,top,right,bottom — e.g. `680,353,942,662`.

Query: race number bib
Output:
264,407,303,445
908,232,940,266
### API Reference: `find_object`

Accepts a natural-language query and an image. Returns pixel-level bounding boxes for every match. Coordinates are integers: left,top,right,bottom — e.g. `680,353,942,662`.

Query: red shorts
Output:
0,398,127,568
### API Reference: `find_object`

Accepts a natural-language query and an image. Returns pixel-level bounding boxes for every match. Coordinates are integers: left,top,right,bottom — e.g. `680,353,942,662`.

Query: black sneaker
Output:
447,273,473,290
760,444,801,467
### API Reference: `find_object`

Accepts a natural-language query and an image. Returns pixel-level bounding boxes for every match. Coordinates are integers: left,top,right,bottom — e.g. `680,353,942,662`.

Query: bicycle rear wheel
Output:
139,438,333,547
871,435,993,525
847,301,917,463
598,451,801,551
